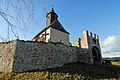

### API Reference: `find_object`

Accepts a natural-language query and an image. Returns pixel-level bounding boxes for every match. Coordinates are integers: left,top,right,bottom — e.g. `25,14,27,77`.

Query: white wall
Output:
38,27,69,45
39,28,51,42
50,28,69,45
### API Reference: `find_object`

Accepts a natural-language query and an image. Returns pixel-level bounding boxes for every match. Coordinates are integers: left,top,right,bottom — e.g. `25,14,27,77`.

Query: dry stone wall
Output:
0,40,92,72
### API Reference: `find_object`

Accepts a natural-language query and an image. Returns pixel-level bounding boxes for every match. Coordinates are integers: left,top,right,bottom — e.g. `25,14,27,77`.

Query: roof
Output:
33,19,69,39
46,8,58,18
50,19,69,34
50,8,55,13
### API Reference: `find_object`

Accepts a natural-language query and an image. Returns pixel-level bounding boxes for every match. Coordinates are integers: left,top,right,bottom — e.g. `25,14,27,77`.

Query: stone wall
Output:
0,40,17,72
0,40,92,72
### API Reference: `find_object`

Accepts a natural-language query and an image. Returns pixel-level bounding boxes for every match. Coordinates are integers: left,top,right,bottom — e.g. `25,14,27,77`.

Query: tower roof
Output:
50,8,55,13
46,8,58,18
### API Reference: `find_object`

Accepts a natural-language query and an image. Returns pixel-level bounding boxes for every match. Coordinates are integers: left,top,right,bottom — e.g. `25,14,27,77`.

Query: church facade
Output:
32,8,70,45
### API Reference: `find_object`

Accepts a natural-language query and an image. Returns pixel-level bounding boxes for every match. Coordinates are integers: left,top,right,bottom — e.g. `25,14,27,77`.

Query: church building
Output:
32,8,70,45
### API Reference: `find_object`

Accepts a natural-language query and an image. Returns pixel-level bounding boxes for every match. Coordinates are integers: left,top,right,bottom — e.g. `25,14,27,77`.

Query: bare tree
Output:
0,0,34,41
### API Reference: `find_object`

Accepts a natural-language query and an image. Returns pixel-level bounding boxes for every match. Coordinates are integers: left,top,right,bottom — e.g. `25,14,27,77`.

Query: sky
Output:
0,0,120,58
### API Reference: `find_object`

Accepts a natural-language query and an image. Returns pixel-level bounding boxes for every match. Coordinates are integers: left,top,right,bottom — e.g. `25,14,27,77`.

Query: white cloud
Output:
101,36,120,58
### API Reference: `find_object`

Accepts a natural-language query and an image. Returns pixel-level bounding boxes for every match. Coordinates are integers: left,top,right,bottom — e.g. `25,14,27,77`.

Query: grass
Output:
112,62,120,66
0,62,120,80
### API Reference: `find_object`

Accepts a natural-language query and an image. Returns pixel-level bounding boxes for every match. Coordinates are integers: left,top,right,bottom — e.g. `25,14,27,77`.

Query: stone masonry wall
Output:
0,40,17,72
0,40,92,72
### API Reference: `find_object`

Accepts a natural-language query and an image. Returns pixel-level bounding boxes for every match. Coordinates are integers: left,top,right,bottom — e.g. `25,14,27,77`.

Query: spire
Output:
50,8,55,13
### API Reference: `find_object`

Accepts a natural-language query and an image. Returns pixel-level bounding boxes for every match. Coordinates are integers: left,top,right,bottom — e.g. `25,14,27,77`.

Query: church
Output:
32,8,70,45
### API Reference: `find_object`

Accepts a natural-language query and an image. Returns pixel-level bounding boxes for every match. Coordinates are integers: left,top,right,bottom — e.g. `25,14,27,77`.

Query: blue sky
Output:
0,0,120,57
34,0,120,41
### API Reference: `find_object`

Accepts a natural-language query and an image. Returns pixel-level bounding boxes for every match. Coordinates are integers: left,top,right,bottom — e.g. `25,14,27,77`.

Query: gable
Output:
33,19,69,39
32,27,51,39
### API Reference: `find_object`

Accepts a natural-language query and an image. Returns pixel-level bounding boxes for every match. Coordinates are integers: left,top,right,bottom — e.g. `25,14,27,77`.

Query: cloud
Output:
101,36,120,58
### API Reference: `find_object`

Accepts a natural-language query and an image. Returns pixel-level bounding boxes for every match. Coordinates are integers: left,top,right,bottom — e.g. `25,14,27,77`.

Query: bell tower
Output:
46,8,58,27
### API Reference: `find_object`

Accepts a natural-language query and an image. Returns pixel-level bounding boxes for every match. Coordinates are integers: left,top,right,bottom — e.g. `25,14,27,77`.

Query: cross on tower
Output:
42,30,49,42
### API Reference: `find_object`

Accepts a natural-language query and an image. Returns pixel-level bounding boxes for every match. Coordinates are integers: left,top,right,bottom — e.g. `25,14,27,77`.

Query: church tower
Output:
32,8,70,45
46,8,58,27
